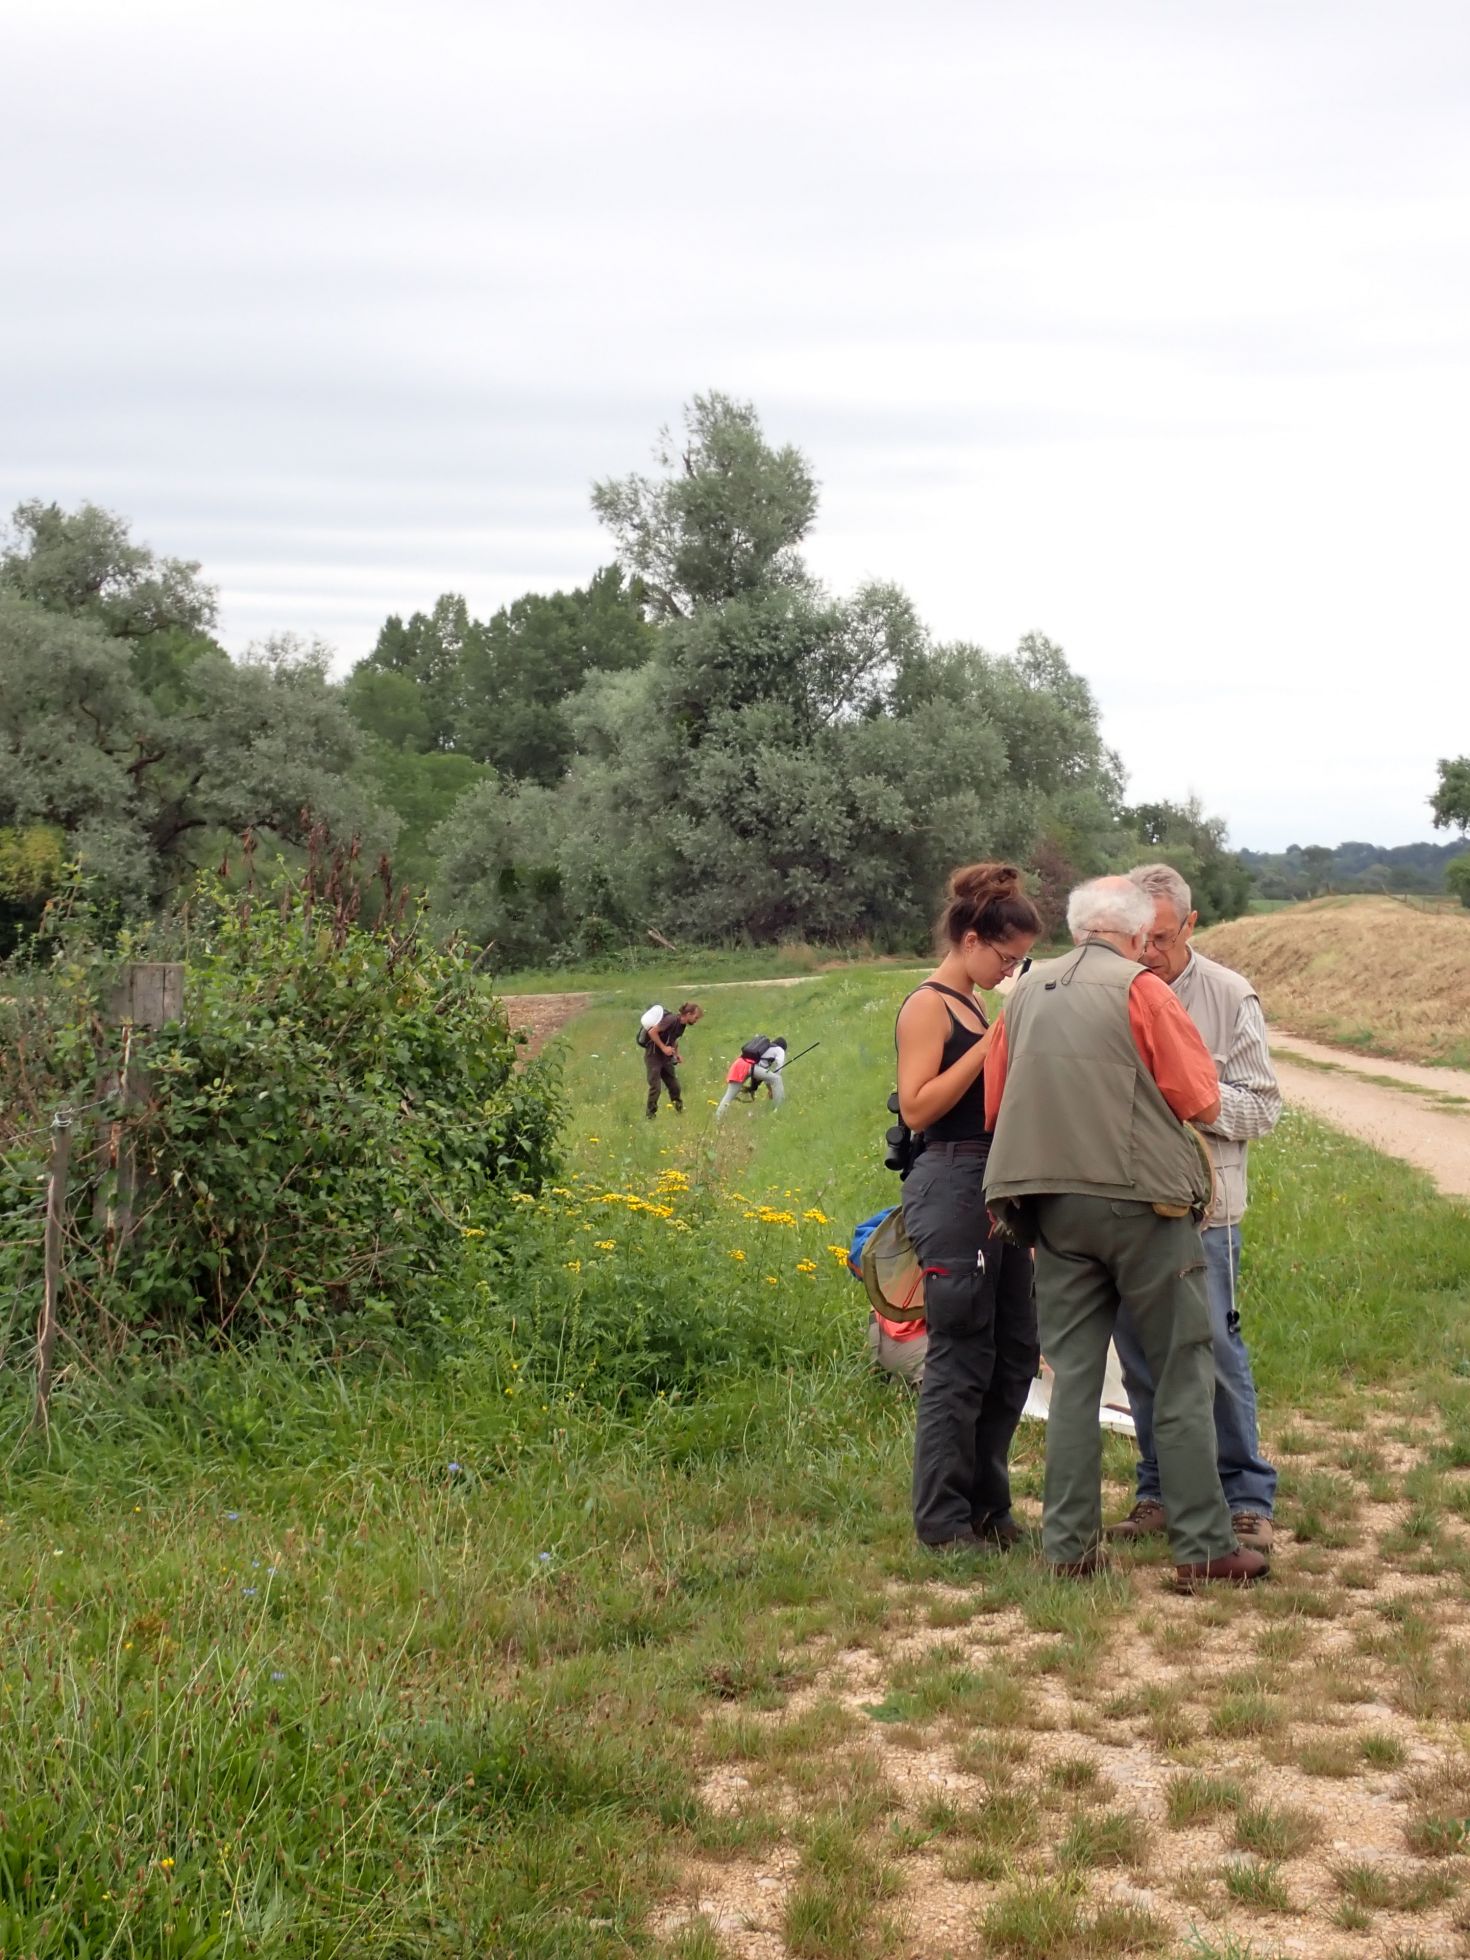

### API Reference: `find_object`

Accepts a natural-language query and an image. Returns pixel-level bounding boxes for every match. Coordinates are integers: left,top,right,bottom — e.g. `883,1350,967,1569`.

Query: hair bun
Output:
936,859,1041,950
949,862,1020,902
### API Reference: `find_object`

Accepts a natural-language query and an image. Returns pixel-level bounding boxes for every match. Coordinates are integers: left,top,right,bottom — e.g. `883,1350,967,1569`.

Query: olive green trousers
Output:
1033,1194,1235,1568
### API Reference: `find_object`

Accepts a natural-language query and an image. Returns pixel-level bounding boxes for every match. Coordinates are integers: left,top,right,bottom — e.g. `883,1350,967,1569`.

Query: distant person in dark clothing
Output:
895,862,1042,1552
644,1002,702,1117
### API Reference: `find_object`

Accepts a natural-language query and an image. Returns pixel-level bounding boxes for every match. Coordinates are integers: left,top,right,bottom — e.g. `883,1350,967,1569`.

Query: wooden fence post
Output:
35,1109,73,1437
98,961,184,1254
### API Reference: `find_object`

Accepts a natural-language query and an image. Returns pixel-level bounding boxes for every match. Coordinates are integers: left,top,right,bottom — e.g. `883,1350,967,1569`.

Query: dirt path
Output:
500,992,592,1057
1271,1031,1470,1203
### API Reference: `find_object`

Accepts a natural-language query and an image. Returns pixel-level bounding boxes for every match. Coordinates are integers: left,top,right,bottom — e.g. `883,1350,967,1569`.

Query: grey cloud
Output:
4,0,1469,846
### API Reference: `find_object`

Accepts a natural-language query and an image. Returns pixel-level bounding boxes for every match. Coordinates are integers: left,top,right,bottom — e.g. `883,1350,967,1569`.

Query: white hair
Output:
1066,877,1154,943
1128,861,1193,921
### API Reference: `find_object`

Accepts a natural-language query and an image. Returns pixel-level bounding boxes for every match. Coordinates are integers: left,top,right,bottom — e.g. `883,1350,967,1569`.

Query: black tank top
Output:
914,981,991,1143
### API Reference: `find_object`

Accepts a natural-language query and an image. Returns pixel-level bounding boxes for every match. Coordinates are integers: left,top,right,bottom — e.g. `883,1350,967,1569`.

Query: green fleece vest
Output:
984,941,1212,1211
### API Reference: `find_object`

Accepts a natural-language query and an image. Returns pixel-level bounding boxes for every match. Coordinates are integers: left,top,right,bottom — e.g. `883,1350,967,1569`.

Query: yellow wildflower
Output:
729,1249,746,1262
803,1208,829,1225
594,1240,616,1252
796,1259,817,1274
461,1227,486,1239
565,1259,582,1274
765,1275,779,1287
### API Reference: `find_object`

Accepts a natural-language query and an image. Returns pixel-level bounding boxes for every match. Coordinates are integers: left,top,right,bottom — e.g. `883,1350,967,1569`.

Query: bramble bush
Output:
0,857,563,1350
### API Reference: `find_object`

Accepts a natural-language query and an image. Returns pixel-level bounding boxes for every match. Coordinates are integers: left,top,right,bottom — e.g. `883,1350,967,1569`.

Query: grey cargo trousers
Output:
1033,1194,1236,1568
904,1144,1040,1544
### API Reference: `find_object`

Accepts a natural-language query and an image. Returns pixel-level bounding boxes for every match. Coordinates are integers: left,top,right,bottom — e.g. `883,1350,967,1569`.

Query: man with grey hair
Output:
983,877,1268,1587
1107,863,1282,1551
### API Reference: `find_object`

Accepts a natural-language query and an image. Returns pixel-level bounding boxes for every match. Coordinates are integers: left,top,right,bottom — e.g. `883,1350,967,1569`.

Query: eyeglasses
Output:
985,945,1029,976
1144,920,1190,954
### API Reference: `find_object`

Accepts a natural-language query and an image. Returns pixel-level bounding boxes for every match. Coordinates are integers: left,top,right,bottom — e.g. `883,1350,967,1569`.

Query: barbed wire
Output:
0,1093,127,1155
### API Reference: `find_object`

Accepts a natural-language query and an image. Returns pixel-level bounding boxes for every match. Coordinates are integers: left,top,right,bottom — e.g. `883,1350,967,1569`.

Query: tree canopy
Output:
431,393,1226,963
0,505,390,923
3,402,1255,960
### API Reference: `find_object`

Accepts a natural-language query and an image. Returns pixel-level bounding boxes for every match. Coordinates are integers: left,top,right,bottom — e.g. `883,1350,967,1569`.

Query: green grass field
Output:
4,967,1470,1957
490,940,901,996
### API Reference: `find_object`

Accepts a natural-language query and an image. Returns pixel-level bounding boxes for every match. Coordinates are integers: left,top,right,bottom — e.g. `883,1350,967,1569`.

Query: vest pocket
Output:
1003,1057,1135,1186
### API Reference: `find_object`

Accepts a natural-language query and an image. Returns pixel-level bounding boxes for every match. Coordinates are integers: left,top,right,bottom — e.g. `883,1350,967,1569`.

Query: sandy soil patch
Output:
1272,1036,1470,1202
652,1408,1470,1959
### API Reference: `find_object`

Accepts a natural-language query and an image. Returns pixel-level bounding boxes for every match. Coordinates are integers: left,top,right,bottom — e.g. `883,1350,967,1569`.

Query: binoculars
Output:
884,1090,918,1178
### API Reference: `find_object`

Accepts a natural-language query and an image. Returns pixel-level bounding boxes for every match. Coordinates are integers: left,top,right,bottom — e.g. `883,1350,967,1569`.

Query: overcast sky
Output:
4,0,1468,849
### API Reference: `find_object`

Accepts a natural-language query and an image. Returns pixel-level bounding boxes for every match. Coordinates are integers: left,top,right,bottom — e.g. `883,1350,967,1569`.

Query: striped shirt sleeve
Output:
1206,993,1282,1142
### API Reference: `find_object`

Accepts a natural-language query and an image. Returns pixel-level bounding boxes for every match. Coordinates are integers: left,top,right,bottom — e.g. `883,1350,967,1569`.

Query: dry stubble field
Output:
1199,897,1470,1068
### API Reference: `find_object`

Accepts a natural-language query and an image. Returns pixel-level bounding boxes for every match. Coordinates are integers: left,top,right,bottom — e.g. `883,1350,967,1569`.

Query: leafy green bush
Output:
0,869,563,1348
1447,853,1470,909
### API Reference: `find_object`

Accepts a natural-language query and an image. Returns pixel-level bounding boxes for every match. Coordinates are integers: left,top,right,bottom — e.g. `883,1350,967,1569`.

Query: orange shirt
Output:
984,969,1217,1129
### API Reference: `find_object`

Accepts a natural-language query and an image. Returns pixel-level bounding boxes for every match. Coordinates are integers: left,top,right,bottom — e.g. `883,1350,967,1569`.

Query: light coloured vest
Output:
984,941,1213,1211
1170,950,1258,1228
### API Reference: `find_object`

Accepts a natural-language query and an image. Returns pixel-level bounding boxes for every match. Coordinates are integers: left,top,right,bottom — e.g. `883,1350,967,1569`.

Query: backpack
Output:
739,1035,772,1063
846,1206,927,1323
636,1003,665,1050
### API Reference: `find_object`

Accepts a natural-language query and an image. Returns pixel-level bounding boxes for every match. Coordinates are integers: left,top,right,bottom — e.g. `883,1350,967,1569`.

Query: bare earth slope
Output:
1197,895,1470,1066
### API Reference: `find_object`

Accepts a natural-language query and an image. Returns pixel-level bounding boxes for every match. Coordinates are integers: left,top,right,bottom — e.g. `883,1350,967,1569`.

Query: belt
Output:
921,1138,988,1159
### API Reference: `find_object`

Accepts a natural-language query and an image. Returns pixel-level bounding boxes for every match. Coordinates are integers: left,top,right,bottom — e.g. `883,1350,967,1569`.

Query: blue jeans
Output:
1113,1224,1277,1518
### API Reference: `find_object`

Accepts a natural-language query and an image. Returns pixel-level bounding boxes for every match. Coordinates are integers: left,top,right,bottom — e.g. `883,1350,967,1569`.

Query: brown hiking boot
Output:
1174,1547,1270,1592
1106,1499,1166,1541
1231,1512,1275,1552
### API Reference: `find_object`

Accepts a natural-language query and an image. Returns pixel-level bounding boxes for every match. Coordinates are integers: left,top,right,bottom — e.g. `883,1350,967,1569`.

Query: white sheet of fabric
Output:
1022,1342,1136,1436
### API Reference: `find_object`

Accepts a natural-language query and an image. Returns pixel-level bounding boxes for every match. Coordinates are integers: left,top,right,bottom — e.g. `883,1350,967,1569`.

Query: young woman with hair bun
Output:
895,862,1043,1550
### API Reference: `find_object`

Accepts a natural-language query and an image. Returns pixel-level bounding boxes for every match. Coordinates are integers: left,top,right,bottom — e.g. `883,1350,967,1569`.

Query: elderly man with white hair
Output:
1105,863,1282,1552
983,876,1269,1588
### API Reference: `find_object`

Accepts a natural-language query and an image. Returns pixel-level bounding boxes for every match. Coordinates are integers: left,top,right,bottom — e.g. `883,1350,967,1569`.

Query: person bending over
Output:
644,1002,701,1118
714,1035,788,1118
896,862,1042,1552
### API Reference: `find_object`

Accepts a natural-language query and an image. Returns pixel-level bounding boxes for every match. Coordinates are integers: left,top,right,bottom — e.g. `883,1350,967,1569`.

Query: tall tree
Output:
591,392,817,618
1123,798,1252,923
0,504,393,915
453,566,655,783
355,594,477,751
1431,756,1470,839
437,396,1131,961
1,499,217,640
